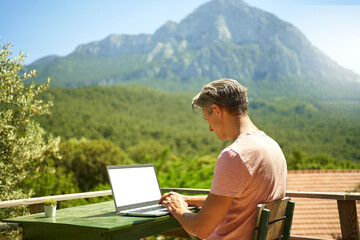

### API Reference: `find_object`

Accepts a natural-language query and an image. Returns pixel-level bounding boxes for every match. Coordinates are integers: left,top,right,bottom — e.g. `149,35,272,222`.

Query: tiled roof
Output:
287,169,360,239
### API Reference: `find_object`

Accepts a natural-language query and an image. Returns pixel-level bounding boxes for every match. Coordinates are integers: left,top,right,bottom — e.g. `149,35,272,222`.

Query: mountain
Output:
25,0,360,100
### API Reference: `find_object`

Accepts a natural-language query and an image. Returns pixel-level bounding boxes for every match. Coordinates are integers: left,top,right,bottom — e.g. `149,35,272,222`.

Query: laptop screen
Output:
107,165,162,208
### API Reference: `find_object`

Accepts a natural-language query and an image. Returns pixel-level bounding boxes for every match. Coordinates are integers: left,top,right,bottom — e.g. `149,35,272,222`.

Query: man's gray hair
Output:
192,78,248,116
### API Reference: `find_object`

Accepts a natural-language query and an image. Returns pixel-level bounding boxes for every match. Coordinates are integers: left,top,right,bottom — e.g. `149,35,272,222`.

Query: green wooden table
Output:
4,201,183,240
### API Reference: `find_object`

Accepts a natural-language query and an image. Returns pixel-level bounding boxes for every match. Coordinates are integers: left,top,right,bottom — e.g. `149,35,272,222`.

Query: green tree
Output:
0,42,60,220
127,140,166,164
58,138,132,191
286,148,360,170
21,159,79,198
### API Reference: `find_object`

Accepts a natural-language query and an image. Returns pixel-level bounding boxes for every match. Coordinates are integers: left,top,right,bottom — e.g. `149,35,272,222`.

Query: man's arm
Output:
184,195,207,207
159,192,233,239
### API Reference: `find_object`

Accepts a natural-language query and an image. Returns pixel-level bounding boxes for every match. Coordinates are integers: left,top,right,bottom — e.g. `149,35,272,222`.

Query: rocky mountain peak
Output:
153,20,178,40
26,0,360,98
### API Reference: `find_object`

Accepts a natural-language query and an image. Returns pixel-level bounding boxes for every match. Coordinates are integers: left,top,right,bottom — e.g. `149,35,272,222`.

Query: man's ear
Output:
211,104,223,118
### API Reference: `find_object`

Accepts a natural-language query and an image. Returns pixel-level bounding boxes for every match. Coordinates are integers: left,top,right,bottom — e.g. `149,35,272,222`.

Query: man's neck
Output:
226,114,259,142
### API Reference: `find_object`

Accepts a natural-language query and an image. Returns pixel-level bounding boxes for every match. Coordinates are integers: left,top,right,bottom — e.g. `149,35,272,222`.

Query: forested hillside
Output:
37,85,360,164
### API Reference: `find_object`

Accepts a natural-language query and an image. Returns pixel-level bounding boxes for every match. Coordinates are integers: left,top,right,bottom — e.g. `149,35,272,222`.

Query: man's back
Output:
208,131,287,240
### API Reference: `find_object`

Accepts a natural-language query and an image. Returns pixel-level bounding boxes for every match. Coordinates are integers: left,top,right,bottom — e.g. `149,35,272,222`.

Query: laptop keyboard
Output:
131,205,167,213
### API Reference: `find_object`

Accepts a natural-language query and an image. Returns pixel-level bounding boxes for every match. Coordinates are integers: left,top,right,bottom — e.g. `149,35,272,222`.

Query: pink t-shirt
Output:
207,131,287,240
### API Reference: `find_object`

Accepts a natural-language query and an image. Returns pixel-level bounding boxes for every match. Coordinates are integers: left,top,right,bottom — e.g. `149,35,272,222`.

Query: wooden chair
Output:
187,197,294,240
252,197,295,240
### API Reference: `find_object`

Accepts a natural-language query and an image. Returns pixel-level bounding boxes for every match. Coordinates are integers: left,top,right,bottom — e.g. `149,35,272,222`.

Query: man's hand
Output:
159,192,189,216
159,192,233,239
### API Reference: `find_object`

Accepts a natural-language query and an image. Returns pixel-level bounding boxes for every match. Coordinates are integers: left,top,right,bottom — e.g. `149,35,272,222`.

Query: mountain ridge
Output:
25,0,360,99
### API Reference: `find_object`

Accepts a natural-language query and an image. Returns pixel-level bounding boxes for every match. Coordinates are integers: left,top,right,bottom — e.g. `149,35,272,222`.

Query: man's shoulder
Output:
228,131,266,149
224,131,282,160
236,131,279,147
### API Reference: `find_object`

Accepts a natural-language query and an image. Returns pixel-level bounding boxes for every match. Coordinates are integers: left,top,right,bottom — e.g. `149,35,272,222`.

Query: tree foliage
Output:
57,138,132,192
0,43,60,220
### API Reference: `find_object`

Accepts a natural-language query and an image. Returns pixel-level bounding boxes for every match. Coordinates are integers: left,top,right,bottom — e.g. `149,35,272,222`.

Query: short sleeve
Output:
210,149,251,198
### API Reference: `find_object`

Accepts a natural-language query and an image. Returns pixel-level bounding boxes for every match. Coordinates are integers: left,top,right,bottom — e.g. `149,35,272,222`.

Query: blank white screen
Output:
108,166,162,207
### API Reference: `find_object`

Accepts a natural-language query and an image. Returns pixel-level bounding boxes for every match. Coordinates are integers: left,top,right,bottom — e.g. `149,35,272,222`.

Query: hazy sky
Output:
1,0,360,74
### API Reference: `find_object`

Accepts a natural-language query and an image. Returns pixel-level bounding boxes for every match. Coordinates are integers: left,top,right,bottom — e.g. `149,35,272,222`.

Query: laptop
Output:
106,164,170,216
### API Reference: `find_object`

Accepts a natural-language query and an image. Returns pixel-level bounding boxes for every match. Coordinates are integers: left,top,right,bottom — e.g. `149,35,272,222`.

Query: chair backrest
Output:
252,197,295,240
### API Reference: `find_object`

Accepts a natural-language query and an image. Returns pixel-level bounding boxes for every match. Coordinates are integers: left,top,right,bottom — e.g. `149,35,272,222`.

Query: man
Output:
159,79,287,239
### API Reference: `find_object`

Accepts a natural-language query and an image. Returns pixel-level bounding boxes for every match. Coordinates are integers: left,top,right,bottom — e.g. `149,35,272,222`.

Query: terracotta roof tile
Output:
287,170,360,239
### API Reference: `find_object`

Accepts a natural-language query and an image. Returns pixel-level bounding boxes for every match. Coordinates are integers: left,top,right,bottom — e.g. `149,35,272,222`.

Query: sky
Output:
1,0,360,74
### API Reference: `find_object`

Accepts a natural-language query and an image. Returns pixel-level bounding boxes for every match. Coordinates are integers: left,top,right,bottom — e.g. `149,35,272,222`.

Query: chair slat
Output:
253,218,285,240
266,219,285,240
254,197,291,227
